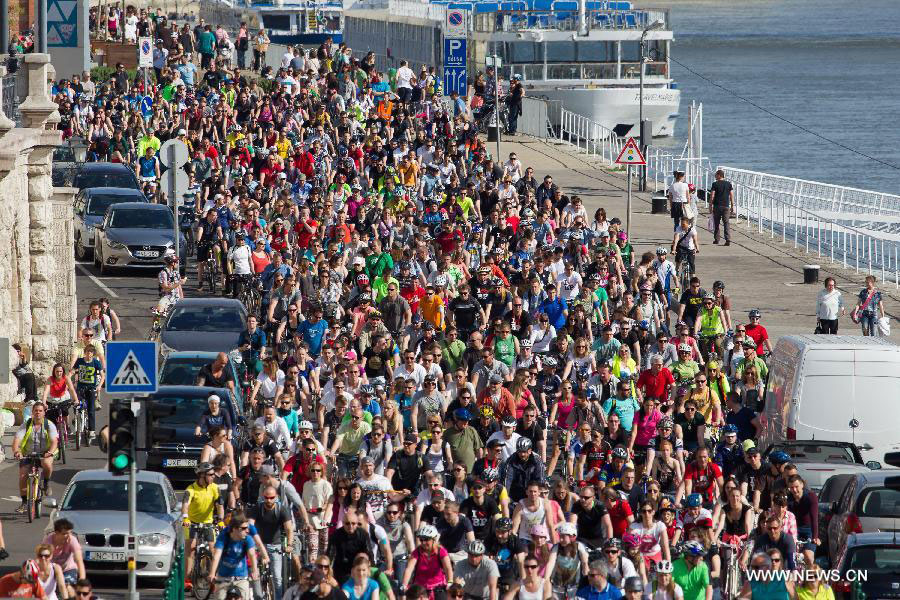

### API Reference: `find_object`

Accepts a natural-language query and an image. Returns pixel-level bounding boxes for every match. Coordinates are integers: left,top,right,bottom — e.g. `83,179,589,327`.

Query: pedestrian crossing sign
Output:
106,341,158,394
615,137,646,166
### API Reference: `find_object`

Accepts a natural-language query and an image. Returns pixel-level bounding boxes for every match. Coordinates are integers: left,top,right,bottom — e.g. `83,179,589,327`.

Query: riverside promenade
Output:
503,133,898,343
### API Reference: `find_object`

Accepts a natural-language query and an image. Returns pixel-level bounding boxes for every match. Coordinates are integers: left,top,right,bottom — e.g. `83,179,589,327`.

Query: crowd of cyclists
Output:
8,8,842,600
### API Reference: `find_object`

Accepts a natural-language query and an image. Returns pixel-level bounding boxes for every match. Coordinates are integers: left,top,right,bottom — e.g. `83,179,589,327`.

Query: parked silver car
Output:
93,202,184,275
46,469,182,579
827,471,900,565
74,187,148,260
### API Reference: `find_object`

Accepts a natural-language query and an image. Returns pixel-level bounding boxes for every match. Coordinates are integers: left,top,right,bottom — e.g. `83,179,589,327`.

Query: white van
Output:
759,335,900,464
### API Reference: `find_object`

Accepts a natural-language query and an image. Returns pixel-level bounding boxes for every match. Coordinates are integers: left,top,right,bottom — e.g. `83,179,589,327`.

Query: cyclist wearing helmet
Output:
0,560,43,597
713,425,744,480
672,541,712,600
484,517,526,590
693,293,727,361
678,447,724,517
598,445,631,491
651,560,680,600
182,462,225,592
711,281,732,330
743,309,772,356
500,436,546,503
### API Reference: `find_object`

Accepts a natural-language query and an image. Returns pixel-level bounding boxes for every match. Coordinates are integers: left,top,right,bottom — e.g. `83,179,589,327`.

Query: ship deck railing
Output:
468,7,670,33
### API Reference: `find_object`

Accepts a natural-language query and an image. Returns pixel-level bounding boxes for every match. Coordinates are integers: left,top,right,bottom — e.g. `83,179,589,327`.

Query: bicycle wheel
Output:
262,567,276,600
206,262,217,295
26,475,36,523
35,481,43,519
58,420,67,465
192,549,213,600
74,409,82,451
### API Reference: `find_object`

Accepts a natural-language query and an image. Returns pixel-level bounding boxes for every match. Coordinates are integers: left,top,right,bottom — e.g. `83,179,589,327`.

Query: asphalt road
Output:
0,260,182,597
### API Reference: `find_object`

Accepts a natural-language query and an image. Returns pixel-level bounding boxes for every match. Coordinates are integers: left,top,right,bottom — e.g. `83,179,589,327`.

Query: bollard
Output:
803,264,820,284
651,193,668,214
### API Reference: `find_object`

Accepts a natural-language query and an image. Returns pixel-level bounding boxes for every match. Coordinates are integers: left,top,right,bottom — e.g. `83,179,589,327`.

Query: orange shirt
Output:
420,293,445,331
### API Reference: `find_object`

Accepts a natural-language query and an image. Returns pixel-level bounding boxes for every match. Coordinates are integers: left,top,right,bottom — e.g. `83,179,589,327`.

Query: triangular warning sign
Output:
111,350,152,387
615,137,646,166
46,25,63,45
57,0,78,20
47,2,65,22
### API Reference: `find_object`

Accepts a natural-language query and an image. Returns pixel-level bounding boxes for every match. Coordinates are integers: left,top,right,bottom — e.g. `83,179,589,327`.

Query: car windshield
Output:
110,209,173,229
165,307,244,332
773,444,855,463
77,171,137,190
848,545,900,574
859,487,900,517
62,480,168,513
152,394,233,426
88,194,142,216
160,358,209,385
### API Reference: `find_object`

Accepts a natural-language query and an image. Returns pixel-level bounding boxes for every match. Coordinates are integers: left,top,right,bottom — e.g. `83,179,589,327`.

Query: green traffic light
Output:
112,453,131,470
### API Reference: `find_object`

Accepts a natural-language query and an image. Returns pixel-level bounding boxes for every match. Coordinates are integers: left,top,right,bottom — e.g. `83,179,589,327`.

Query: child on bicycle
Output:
72,344,104,443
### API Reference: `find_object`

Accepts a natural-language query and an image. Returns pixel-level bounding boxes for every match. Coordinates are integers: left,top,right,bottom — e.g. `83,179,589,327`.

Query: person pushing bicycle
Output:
71,344,104,444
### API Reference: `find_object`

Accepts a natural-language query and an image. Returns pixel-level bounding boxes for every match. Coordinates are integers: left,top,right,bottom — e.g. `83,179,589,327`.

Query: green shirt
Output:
671,360,700,382
444,425,483,472
735,356,768,380
441,339,467,372
372,275,400,303
199,30,216,54
366,252,394,280
672,557,710,600
336,420,372,456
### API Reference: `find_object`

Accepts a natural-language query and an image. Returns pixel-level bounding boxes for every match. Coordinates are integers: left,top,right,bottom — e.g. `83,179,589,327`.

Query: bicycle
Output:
22,452,45,523
237,274,263,318
259,549,277,600
189,523,218,600
719,537,745,600
198,242,221,295
675,249,694,294
47,400,72,465
71,397,89,450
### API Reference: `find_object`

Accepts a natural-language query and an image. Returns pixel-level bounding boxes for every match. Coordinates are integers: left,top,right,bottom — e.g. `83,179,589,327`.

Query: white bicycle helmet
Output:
557,522,577,536
655,560,674,574
417,524,439,539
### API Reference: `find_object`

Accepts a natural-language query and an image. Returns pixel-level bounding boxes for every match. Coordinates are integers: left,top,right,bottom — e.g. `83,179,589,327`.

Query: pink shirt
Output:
633,409,663,447
555,395,576,429
411,546,448,590
45,532,81,572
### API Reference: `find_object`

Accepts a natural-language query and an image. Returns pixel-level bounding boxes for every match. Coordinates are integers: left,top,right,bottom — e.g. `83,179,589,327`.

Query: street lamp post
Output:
639,18,664,191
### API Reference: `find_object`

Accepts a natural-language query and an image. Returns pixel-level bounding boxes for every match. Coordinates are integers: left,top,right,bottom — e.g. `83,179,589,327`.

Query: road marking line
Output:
76,263,119,298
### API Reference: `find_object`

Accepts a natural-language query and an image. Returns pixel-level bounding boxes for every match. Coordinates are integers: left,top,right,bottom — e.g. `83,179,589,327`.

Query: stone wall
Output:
0,54,78,414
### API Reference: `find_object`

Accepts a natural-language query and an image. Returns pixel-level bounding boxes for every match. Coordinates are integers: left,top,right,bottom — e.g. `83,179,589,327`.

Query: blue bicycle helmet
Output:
685,493,702,508
722,424,739,435
684,541,705,557
770,450,791,465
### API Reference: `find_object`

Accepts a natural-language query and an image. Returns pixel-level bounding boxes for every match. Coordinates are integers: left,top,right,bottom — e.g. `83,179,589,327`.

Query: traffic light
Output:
108,401,136,475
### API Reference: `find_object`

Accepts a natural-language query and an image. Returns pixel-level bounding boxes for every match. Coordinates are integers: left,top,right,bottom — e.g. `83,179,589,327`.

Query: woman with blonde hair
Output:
735,365,764,410
797,564,835,600
249,357,285,415
381,398,404,448
35,543,68,600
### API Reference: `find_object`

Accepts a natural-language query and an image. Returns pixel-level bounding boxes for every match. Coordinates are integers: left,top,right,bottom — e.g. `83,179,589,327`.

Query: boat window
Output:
265,14,292,30
582,64,617,79
576,41,612,62
506,42,538,63
547,64,581,79
620,41,640,62
646,40,667,61
545,42,576,63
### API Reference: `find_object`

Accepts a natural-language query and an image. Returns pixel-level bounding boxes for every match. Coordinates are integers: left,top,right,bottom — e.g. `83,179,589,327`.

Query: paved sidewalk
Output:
504,135,899,344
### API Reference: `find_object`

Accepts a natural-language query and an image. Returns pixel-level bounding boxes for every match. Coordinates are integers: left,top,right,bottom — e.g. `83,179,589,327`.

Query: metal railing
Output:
644,143,900,287
3,73,21,128
556,107,622,165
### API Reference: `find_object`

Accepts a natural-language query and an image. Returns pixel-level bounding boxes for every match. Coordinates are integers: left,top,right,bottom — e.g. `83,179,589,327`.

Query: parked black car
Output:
74,162,141,192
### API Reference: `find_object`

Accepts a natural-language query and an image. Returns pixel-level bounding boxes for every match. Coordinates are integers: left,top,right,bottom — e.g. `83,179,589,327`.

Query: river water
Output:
658,0,900,194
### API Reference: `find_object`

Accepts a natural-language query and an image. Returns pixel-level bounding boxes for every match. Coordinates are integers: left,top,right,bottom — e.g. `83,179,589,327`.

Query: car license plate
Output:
163,458,197,467
134,250,159,258
86,551,126,561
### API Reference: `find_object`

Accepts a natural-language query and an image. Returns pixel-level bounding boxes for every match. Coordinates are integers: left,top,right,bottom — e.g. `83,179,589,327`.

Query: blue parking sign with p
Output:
444,38,466,67
444,38,467,96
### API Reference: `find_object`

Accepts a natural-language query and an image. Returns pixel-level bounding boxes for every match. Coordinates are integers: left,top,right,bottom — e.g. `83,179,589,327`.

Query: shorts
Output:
197,243,213,262
63,569,79,585
797,526,817,552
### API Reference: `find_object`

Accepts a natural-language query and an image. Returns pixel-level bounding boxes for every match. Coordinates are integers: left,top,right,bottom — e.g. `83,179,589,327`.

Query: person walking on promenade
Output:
709,169,734,246
815,277,845,334
668,171,690,231
852,275,885,336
